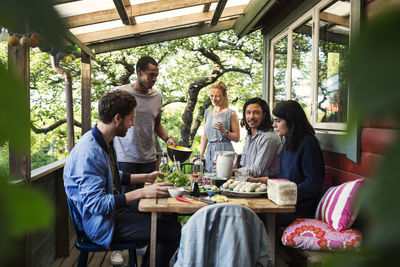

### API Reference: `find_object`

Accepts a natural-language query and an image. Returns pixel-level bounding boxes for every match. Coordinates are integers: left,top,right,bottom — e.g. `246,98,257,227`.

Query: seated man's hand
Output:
146,171,165,183
247,176,269,184
142,182,172,198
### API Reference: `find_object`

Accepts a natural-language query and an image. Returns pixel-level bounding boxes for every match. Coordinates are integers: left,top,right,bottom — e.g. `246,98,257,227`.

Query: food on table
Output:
155,171,191,187
168,145,192,152
159,162,169,172
210,185,219,192
206,194,228,203
267,179,297,205
222,179,267,193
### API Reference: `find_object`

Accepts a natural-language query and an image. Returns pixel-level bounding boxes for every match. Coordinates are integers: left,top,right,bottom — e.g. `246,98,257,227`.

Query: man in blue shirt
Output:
63,90,181,266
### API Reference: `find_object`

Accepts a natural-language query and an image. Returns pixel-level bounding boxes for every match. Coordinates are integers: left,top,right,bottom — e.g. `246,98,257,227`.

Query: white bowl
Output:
168,187,185,198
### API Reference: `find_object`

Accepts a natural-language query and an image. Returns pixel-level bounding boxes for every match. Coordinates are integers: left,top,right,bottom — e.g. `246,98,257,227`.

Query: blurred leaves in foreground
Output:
329,7,400,266
0,0,66,264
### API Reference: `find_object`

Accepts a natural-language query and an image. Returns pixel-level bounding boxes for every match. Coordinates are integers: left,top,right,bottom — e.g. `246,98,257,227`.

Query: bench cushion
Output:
281,218,362,251
315,178,364,231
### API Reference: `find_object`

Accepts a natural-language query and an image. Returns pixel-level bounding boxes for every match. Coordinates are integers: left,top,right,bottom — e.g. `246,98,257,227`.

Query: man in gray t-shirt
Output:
114,56,177,189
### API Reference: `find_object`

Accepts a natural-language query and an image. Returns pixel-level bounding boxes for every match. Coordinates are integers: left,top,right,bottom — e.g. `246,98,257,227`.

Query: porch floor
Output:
51,235,290,267
51,236,143,267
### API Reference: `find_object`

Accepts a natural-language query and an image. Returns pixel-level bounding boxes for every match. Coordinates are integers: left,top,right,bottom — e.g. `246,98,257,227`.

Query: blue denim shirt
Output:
63,125,129,248
174,203,270,267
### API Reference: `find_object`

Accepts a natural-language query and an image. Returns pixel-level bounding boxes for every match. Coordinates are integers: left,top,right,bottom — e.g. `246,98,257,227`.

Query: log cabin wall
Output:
324,0,400,186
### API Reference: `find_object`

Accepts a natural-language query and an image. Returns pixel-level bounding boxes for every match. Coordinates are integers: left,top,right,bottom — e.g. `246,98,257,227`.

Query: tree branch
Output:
116,56,135,85
31,119,82,134
189,98,212,145
162,96,186,107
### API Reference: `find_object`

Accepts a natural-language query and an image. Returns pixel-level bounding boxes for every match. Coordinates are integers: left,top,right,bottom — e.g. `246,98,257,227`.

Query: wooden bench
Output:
276,170,365,267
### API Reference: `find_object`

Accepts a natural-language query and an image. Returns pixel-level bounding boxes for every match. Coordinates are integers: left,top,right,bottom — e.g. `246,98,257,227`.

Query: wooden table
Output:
139,196,295,267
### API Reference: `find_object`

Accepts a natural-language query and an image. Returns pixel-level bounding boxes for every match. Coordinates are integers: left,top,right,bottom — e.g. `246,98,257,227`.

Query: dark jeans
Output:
118,161,157,192
113,205,181,267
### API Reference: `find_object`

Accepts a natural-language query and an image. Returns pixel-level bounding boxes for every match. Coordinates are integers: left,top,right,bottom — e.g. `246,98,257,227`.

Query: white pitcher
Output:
216,151,237,179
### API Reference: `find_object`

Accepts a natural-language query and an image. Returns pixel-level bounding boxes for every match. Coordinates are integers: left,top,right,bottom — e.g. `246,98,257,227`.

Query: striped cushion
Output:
315,178,364,231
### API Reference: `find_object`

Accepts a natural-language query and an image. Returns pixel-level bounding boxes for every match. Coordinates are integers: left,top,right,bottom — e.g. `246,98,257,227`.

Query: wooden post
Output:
55,168,70,256
8,40,31,267
81,51,92,135
8,45,31,182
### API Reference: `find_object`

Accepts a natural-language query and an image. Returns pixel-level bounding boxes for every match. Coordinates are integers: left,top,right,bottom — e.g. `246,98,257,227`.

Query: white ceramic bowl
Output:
168,187,185,198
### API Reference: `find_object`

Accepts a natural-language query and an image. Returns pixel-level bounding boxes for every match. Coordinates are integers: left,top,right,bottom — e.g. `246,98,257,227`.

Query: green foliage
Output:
0,145,8,178
0,0,64,263
31,150,58,170
342,8,400,266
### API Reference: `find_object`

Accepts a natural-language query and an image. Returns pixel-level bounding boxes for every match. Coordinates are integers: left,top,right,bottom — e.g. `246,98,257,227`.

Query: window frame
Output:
263,0,362,162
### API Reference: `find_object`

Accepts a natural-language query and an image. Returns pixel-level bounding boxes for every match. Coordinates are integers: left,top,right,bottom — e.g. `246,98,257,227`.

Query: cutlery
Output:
188,195,216,205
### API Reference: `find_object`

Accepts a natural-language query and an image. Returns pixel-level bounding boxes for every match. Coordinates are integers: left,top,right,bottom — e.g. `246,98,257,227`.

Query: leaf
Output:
0,64,29,150
0,177,54,236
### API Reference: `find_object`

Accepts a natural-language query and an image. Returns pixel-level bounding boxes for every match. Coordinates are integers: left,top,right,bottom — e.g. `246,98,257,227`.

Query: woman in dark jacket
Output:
272,100,325,226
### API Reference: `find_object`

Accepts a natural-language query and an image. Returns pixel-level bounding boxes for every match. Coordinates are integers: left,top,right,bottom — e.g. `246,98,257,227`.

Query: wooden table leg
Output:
266,214,276,267
150,212,157,267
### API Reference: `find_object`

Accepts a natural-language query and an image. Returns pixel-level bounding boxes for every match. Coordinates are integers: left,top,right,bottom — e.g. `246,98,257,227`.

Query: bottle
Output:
190,181,200,197
193,154,204,174
159,152,169,173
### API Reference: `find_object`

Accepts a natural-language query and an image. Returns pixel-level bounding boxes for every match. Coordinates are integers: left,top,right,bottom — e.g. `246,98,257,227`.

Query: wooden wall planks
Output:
324,125,398,185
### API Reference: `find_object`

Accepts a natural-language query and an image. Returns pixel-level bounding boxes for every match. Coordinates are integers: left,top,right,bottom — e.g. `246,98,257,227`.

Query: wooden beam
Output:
203,3,212,12
320,12,349,27
53,0,81,4
64,30,95,59
65,0,218,28
89,18,237,54
77,5,245,44
234,0,277,38
211,0,228,26
113,0,133,25
8,46,30,182
123,0,136,25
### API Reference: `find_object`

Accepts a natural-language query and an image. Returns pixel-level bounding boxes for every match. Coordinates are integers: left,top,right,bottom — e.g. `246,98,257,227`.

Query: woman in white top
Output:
198,81,240,173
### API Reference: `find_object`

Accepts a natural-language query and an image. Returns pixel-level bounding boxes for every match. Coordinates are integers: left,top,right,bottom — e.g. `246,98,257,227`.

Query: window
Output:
265,0,362,162
269,0,350,131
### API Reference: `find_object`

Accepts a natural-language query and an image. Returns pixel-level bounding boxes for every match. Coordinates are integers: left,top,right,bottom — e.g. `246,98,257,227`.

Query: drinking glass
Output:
235,167,249,182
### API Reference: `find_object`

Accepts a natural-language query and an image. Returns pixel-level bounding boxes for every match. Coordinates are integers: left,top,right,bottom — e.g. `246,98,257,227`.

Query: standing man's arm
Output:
155,115,177,146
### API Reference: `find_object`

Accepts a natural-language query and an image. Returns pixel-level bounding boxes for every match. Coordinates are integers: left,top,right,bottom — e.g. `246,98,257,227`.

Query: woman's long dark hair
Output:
272,100,315,152
240,97,273,135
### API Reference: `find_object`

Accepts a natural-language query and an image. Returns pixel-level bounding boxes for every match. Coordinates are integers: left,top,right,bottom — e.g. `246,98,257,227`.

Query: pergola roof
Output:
54,0,254,57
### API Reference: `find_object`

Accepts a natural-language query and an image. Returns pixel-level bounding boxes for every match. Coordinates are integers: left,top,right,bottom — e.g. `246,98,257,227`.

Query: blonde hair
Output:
210,81,229,108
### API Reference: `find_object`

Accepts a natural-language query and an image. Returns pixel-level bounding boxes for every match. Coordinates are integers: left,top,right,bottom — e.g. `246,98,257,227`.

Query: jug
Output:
215,151,237,179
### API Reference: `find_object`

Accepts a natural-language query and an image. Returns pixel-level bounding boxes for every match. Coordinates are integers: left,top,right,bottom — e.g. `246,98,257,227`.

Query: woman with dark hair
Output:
238,97,282,178
272,100,325,226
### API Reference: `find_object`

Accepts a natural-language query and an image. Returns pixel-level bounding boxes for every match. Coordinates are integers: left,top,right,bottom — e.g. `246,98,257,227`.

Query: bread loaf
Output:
267,179,297,206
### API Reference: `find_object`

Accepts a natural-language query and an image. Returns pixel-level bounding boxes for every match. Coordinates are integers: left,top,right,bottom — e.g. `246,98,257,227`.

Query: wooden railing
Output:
23,159,70,267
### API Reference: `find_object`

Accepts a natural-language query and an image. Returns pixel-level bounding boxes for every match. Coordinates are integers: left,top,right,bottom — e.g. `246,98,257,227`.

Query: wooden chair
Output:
66,198,142,267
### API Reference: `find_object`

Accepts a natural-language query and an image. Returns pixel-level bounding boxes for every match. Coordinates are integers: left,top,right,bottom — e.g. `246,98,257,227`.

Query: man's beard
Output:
116,123,129,137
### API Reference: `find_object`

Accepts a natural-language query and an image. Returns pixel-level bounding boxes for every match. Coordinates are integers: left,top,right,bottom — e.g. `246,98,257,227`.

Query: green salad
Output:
155,171,191,187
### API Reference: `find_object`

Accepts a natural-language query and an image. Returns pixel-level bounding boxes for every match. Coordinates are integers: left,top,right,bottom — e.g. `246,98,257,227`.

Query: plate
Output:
221,188,267,198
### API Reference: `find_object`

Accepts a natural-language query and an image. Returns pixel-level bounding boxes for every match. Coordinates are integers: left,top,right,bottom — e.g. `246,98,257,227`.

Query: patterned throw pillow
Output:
315,178,364,231
281,219,362,251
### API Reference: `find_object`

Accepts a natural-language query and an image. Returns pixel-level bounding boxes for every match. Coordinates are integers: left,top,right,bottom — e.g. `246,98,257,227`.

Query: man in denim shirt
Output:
63,90,181,266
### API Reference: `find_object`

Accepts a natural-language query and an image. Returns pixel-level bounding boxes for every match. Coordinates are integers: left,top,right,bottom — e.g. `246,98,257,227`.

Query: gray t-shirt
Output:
113,84,162,163
240,129,282,178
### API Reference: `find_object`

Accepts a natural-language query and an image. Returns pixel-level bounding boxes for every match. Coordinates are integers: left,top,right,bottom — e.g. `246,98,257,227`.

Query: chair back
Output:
66,197,91,243
174,203,270,267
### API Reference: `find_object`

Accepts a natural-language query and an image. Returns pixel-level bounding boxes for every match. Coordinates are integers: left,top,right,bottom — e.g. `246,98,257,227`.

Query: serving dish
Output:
221,188,267,198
